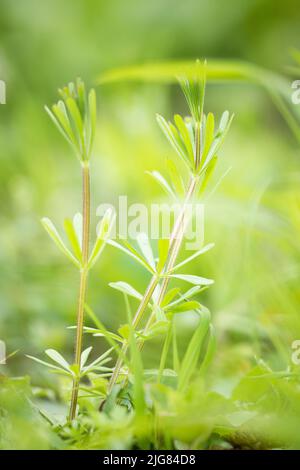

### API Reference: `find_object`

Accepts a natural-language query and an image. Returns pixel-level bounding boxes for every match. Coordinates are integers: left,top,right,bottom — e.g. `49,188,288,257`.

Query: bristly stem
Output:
139,175,198,346
69,163,90,421
107,274,159,394
107,176,198,393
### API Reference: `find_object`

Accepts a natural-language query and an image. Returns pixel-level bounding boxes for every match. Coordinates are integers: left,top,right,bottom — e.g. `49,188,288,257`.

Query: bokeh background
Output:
1,0,300,396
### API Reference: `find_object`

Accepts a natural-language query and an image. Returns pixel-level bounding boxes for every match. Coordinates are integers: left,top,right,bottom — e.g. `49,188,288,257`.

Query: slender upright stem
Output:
140,176,198,344
107,176,198,393
107,274,159,394
142,119,201,339
69,163,90,421
108,112,202,394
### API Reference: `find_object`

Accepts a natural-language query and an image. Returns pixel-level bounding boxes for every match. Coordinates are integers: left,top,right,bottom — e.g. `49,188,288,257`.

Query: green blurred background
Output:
1,0,300,394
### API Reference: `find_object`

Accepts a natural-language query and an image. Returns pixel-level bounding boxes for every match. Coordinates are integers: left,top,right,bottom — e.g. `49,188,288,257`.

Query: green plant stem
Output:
107,274,159,394
141,175,198,340
107,176,198,393
141,119,201,339
69,163,90,421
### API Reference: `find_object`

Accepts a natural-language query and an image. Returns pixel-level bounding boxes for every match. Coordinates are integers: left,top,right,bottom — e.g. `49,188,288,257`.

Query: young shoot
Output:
30,79,114,421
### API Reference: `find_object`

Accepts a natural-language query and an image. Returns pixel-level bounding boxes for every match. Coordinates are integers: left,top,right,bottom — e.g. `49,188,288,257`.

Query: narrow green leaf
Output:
166,158,185,197
174,114,194,163
161,287,181,307
169,274,214,286
167,300,201,315
199,324,216,375
199,156,218,194
26,355,65,372
88,208,114,268
201,112,214,163
139,320,169,339
66,97,84,149
41,217,80,267
51,101,76,146
87,329,124,343
166,286,203,308
76,78,86,117
169,243,214,273
45,106,75,148
109,281,143,300
136,232,156,270
73,213,83,249
83,347,113,373
108,239,155,274
156,114,192,170
146,170,176,199
178,308,210,391
88,88,96,156
80,346,93,368
45,349,71,372
64,217,82,262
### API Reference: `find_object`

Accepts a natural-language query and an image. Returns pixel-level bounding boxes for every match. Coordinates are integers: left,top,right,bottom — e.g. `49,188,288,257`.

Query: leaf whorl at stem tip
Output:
45,78,97,164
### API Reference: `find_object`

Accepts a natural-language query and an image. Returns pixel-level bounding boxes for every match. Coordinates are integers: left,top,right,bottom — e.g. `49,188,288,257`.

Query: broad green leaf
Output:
41,217,80,268
146,170,176,199
169,274,214,286
169,243,214,273
109,281,143,300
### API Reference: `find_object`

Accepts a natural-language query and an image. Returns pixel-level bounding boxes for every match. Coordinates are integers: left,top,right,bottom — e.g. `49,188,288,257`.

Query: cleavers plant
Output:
101,61,233,397
29,62,233,423
28,79,114,421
